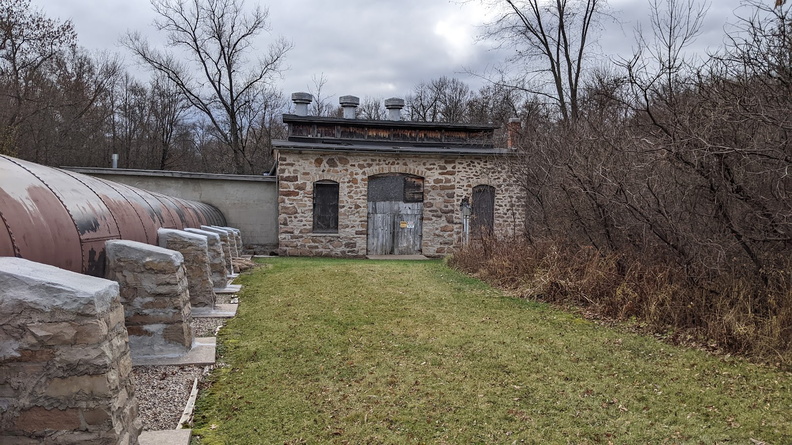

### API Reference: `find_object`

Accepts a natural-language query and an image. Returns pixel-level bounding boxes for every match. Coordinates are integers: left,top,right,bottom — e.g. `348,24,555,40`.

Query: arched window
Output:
313,180,339,233
472,185,495,236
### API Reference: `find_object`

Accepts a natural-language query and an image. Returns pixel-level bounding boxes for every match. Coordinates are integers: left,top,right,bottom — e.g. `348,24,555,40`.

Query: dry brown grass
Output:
448,236,792,367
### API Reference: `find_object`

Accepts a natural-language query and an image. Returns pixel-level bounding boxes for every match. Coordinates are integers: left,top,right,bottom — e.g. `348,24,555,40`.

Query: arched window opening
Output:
313,180,339,233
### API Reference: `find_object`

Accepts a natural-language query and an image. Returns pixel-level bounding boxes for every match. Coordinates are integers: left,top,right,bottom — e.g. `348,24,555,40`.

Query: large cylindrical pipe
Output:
0,155,227,277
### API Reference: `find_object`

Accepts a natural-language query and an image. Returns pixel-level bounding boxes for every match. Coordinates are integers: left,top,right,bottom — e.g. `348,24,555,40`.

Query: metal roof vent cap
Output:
384,97,405,121
339,95,360,119
291,92,313,116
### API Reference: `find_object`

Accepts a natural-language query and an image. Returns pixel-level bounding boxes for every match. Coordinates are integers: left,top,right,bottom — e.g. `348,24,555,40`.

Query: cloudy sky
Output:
37,0,753,105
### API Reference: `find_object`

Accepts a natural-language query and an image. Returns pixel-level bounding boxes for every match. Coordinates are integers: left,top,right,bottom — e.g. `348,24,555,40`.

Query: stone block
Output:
105,240,193,361
158,229,216,308
15,407,81,432
212,226,242,257
183,228,228,289
200,226,233,273
0,258,141,444
0,258,118,324
44,375,109,398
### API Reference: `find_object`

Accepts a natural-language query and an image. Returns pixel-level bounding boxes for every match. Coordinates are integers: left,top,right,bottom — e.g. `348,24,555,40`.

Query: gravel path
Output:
131,316,229,431
132,364,208,430
192,317,226,337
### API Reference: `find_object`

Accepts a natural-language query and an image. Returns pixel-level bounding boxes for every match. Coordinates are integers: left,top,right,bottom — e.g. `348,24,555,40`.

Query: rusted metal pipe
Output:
0,155,226,277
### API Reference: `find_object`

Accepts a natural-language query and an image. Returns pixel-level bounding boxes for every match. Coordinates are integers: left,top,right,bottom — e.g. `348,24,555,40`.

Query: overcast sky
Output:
37,0,752,106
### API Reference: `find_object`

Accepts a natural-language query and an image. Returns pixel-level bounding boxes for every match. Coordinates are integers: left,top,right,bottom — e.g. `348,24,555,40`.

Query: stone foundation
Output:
157,228,216,308
183,228,228,288
105,240,193,359
0,257,142,444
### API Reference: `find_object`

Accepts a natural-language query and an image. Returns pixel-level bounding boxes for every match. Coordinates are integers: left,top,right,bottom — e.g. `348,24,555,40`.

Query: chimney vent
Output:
384,97,405,121
507,117,522,149
291,92,313,116
339,95,360,119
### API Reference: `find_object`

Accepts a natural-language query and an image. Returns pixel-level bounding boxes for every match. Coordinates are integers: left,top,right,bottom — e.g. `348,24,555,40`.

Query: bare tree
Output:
406,76,473,122
307,73,333,117
358,96,385,120
620,0,708,112
0,0,76,154
147,75,192,170
124,0,291,174
481,0,606,122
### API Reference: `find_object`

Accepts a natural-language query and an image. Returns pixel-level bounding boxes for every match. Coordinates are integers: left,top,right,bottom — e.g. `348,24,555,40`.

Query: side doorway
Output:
471,184,495,238
367,174,424,255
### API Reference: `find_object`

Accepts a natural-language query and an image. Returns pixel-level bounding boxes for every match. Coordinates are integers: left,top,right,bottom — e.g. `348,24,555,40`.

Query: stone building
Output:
273,93,525,257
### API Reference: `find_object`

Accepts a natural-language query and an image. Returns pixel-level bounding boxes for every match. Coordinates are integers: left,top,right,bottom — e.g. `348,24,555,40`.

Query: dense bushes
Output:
449,237,792,365
449,2,792,366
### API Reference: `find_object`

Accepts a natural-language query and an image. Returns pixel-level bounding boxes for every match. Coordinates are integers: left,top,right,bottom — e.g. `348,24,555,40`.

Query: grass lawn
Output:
192,258,791,444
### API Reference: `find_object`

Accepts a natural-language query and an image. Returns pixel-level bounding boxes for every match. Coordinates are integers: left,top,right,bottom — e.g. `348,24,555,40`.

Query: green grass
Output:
192,258,791,444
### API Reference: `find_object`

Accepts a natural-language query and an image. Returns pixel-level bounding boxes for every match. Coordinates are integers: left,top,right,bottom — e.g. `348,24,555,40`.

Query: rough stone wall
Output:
454,157,526,241
183,228,228,288
105,240,193,359
0,257,142,444
217,227,243,256
200,226,233,274
218,228,238,257
157,228,216,308
277,151,525,257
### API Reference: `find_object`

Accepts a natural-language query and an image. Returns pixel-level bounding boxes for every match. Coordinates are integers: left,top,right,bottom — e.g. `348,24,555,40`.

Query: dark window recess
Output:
367,174,424,203
313,181,339,232
472,185,495,236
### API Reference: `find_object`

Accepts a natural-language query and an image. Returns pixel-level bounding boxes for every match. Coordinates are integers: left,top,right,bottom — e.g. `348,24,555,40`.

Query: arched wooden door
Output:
472,185,495,237
367,174,424,255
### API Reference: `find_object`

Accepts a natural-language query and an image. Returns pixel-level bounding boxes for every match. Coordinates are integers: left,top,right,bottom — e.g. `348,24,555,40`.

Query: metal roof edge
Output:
63,167,276,182
272,142,515,156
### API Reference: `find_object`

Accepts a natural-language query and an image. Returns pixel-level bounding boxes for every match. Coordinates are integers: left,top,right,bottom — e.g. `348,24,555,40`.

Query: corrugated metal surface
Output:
0,155,227,277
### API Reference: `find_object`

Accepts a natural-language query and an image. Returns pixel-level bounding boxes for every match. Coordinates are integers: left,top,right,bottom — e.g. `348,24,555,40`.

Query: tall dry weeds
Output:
448,237,792,367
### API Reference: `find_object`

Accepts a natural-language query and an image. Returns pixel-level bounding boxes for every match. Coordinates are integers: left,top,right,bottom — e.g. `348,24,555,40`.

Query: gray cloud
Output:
38,0,749,105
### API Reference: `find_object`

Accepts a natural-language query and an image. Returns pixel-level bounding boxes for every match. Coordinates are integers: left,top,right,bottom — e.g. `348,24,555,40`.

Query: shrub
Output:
448,236,792,366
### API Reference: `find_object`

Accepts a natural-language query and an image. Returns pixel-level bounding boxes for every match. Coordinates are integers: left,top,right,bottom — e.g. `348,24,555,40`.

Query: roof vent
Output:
291,92,313,116
384,97,405,121
339,95,360,119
